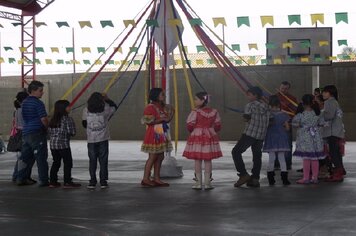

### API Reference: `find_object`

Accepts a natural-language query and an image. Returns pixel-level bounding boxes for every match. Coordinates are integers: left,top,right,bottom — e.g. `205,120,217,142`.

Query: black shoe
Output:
63,182,81,188
246,178,260,188
100,182,109,189
87,183,96,190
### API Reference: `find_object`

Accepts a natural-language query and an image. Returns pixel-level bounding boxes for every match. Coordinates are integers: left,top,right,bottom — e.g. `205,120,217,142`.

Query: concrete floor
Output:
1,141,356,236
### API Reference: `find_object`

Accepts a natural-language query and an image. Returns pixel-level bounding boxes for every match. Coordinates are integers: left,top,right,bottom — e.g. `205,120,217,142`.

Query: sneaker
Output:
87,183,96,190
234,174,251,187
49,182,61,188
63,182,81,188
246,178,260,188
100,183,109,189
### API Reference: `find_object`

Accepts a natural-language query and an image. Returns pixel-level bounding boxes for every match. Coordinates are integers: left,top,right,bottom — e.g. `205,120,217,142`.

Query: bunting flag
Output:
314,54,323,62
288,15,301,25
301,40,311,48
65,61,71,65
248,44,258,50
217,45,224,52
35,22,47,27
168,19,183,27
12,23,21,27
236,16,250,27
4,47,13,51
95,60,102,65
134,60,141,65
36,47,44,53
51,47,59,53
100,20,114,28
212,17,226,27
56,21,69,28
189,18,202,26
18,58,26,64
114,61,120,65
261,16,274,27
329,56,337,60
108,60,115,65
70,60,80,64
79,21,92,28
260,59,267,64
146,19,159,27
0,57,4,63
196,59,204,65
282,42,293,49
57,59,64,64
0,24,3,28
235,59,242,65
9,58,16,63
81,47,91,53
196,45,206,53
335,12,348,24
175,59,182,65
45,59,53,64
114,47,123,53
184,46,188,53
83,60,91,65
19,47,27,52
338,40,348,46
231,44,240,51
265,43,276,49
319,40,329,46
123,19,136,28
273,58,282,64
66,47,74,53
97,47,105,53
34,59,41,64
287,57,296,62
301,57,309,62
311,13,324,25
207,59,214,64
130,47,138,53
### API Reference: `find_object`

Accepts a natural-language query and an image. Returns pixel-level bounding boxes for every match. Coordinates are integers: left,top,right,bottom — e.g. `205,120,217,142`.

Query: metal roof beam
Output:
0,10,21,21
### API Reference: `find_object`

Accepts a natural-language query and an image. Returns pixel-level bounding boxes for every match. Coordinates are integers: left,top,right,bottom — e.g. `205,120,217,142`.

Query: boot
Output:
267,171,275,186
281,172,291,185
192,172,202,190
325,167,344,182
204,171,214,190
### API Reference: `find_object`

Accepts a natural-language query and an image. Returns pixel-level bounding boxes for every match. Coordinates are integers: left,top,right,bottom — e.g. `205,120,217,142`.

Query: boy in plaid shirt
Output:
232,86,270,187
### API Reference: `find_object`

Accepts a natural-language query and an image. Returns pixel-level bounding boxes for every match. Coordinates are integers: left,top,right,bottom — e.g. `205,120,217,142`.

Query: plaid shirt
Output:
49,116,76,150
243,100,270,140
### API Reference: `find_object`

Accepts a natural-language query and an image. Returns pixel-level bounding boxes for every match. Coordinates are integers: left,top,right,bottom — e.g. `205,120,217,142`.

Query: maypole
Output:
154,0,184,177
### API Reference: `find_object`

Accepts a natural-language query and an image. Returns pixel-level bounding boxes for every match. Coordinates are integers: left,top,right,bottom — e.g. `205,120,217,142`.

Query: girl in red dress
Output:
141,88,174,187
183,92,222,190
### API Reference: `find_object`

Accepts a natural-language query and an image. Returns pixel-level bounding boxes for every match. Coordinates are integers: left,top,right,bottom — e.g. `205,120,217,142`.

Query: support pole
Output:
312,66,320,92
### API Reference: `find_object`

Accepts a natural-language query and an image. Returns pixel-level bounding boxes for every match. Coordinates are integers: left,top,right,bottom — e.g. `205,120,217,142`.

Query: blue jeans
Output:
17,132,49,184
88,140,109,185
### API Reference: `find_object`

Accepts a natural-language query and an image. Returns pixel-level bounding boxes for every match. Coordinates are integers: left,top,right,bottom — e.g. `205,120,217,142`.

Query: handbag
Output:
7,130,22,152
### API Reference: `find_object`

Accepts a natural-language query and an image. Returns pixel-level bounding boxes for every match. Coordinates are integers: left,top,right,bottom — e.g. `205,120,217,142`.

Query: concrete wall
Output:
1,62,355,140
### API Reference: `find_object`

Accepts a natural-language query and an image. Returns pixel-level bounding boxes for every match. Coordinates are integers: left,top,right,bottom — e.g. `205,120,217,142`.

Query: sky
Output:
0,0,355,76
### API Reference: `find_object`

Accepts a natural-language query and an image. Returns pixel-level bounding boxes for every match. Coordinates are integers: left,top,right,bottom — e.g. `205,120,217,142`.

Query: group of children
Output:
10,81,345,190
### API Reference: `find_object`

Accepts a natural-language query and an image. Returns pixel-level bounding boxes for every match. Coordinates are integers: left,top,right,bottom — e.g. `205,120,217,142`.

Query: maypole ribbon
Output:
173,63,179,154
68,0,155,108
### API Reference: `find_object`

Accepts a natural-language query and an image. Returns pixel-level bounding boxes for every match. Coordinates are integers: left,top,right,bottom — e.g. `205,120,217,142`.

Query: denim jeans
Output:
17,132,49,184
88,140,109,185
50,148,73,183
232,134,263,179
12,151,35,181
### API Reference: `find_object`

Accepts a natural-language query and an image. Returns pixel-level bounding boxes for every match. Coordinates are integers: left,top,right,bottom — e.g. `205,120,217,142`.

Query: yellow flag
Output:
45,59,53,64
95,60,102,65
319,40,329,46
79,21,92,28
196,59,204,65
217,45,224,51
51,47,59,53
168,19,182,27
261,16,274,27
184,46,188,53
311,14,324,25
114,60,120,65
282,42,293,48
329,56,337,60
123,20,136,28
175,59,182,65
248,44,258,50
19,47,27,52
301,57,309,62
71,60,80,64
81,47,91,53
155,59,160,65
0,57,4,63
212,17,226,27
18,58,26,64
273,58,282,64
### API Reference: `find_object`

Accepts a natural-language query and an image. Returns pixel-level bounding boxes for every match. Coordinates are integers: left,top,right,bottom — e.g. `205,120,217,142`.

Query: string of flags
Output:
0,12,349,28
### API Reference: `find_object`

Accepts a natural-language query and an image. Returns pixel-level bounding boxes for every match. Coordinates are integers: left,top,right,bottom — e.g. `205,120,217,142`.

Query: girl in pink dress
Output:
183,92,222,190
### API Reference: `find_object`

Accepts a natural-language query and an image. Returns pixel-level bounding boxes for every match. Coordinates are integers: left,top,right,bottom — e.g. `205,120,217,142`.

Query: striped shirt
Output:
48,116,76,150
22,96,47,135
243,100,270,140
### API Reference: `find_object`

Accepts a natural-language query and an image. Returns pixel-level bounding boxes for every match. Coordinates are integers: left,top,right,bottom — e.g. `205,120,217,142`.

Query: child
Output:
263,95,291,185
48,100,81,188
82,92,117,189
183,92,222,190
292,94,325,184
232,86,270,188
141,88,174,187
321,85,345,182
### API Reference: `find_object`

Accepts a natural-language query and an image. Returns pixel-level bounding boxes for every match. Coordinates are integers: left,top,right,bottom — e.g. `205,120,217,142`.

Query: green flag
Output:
301,40,311,48
130,47,138,53
207,59,214,64
56,21,70,28
146,19,159,27
83,60,91,65
338,40,348,46
97,47,105,53
236,16,250,27
12,23,21,27
288,15,301,25
189,18,202,26
265,43,276,49
56,59,64,64
100,20,114,28
9,58,16,63
260,59,267,64
235,60,242,65
35,47,44,53
335,12,348,24
4,47,13,51
108,60,114,65
134,60,141,65
66,47,74,53
196,45,206,53
231,44,240,51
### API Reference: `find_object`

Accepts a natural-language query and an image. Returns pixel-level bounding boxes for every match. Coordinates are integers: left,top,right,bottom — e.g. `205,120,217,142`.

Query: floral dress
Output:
292,110,325,160
183,107,222,160
141,102,173,154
